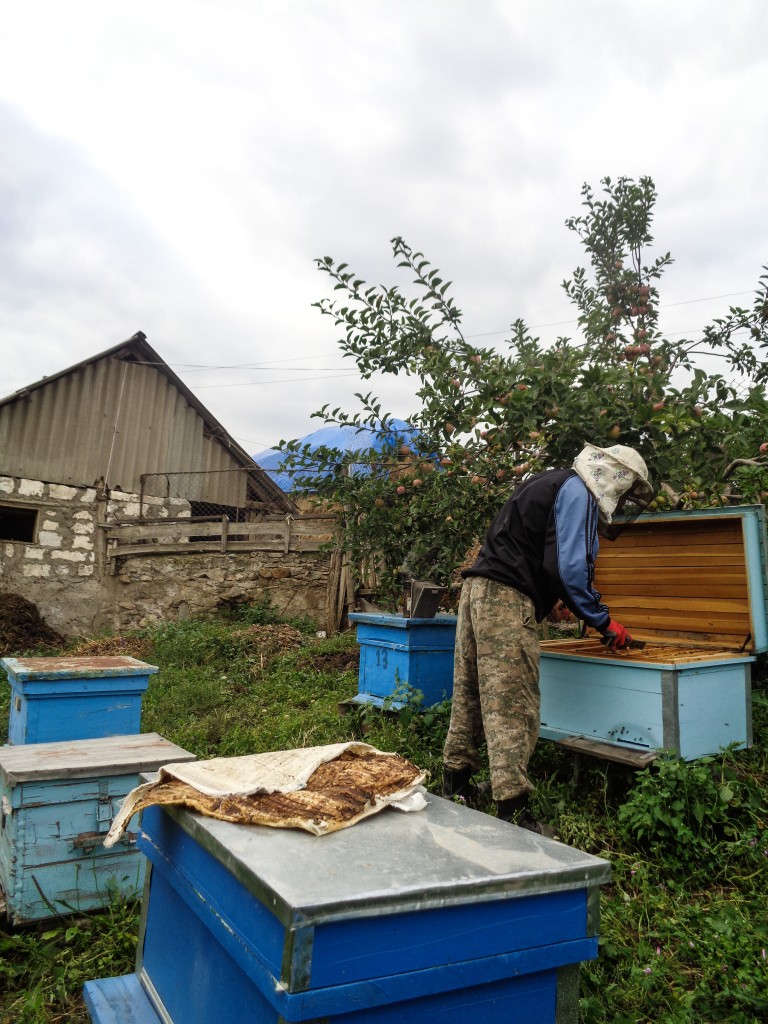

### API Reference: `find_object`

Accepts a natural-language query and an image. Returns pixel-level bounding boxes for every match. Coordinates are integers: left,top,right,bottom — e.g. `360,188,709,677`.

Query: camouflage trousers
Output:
443,576,541,801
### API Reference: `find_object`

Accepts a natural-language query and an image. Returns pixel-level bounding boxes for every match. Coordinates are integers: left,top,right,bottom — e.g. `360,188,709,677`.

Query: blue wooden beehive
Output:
1,655,158,744
84,793,610,1023
539,506,768,762
347,612,457,708
0,733,195,924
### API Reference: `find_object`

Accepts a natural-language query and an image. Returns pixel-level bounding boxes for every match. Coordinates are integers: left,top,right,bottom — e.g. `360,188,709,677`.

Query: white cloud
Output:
0,0,766,451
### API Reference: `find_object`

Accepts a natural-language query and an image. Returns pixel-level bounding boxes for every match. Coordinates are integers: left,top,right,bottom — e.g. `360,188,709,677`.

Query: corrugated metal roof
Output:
0,332,295,513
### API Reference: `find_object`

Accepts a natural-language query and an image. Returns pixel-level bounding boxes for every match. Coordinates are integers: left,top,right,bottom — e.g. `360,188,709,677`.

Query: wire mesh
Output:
139,469,275,521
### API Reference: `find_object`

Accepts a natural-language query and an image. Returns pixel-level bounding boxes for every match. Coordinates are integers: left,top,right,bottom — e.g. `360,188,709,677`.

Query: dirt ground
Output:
296,646,360,674
0,592,65,657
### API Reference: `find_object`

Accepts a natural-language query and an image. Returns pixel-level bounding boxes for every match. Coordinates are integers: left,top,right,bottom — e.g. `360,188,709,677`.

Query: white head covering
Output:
572,444,652,522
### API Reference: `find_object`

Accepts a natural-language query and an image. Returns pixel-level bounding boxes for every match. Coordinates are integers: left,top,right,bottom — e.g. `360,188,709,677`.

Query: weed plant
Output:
0,613,766,1022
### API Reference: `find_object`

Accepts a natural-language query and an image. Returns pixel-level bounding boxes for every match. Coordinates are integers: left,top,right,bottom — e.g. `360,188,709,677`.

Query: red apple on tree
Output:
759,442,768,454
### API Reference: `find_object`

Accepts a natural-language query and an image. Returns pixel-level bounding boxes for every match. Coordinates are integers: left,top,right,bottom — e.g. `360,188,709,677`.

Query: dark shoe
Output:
442,767,490,808
495,795,529,821
497,797,560,839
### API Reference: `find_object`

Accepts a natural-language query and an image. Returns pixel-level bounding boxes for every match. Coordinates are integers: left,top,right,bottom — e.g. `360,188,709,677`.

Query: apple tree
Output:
276,177,768,607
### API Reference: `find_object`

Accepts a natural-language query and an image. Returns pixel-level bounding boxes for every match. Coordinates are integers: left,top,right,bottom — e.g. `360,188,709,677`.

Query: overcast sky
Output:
1,1,767,456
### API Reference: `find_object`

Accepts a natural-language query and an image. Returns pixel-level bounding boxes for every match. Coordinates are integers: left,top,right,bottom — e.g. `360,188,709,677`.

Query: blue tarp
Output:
253,420,418,492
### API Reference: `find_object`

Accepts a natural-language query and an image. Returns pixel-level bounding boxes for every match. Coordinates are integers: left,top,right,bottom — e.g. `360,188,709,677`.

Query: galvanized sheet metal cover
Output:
159,792,611,927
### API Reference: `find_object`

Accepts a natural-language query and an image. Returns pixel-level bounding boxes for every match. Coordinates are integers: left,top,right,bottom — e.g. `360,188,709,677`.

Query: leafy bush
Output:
617,749,766,879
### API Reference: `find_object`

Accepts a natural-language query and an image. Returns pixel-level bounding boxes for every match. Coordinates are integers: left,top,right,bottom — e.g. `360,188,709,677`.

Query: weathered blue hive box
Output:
84,793,610,1023
540,506,768,763
0,733,195,924
1,655,159,745
347,612,457,708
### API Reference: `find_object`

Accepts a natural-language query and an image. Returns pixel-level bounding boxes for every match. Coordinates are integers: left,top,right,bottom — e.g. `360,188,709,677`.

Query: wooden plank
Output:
599,550,746,565
107,517,337,544
601,595,748,614
107,522,219,542
611,524,741,548
605,603,749,628
604,596,749,618
554,736,658,767
109,539,327,558
601,583,746,599
83,975,162,1024
597,566,747,582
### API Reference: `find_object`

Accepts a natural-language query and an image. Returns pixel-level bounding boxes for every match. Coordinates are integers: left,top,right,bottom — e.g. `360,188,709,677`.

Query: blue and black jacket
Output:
463,468,610,630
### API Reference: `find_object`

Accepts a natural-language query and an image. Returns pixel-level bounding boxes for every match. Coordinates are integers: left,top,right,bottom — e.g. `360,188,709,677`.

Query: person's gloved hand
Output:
601,619,633,651
550,601,574,623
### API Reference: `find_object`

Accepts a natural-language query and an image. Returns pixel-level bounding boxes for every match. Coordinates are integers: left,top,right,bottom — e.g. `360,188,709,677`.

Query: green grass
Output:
0,617,766,1023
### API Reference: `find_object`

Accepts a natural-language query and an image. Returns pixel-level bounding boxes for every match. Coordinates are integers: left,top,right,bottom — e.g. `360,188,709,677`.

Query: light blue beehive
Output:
348,612,457,708
539,506,768,762
0,733,195,924
2,655,158,744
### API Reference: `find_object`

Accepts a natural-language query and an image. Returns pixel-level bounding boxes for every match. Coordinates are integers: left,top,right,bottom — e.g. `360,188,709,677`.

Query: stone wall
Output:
112,549,332,632
0,475,334,638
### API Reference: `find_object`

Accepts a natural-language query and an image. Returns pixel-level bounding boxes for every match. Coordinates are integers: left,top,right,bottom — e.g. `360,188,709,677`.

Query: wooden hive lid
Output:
588,507,768,652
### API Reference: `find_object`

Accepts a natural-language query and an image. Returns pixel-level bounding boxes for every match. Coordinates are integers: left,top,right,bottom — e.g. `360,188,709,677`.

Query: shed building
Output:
0,331,295,521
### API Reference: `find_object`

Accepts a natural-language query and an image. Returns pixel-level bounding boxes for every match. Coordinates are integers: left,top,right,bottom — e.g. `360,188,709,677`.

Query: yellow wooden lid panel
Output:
590,515,751,646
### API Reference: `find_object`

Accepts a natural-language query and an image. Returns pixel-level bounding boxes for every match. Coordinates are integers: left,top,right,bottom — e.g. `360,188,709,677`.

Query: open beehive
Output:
539,506,768,763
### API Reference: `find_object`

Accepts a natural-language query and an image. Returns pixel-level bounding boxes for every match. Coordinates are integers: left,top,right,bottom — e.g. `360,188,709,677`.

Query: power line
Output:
194,371,361,390
466,290,758,339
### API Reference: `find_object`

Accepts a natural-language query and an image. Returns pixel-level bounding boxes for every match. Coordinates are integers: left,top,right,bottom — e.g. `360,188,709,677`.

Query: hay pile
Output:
233,623,304,673
70,634,154,660
0,593,65,656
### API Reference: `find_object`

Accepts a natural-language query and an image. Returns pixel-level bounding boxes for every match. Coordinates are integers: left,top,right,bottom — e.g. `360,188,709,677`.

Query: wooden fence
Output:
104,514,361,632
105,514,339,562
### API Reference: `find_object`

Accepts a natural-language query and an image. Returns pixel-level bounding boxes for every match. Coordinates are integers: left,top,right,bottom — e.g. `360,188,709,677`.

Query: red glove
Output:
550,601,574,623
601,619,632,651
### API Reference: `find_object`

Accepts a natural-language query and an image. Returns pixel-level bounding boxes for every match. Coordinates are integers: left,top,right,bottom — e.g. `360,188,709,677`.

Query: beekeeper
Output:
442,443,654,832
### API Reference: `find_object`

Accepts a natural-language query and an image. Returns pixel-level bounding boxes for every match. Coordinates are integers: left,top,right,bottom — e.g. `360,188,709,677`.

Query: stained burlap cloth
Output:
104,742,427,846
